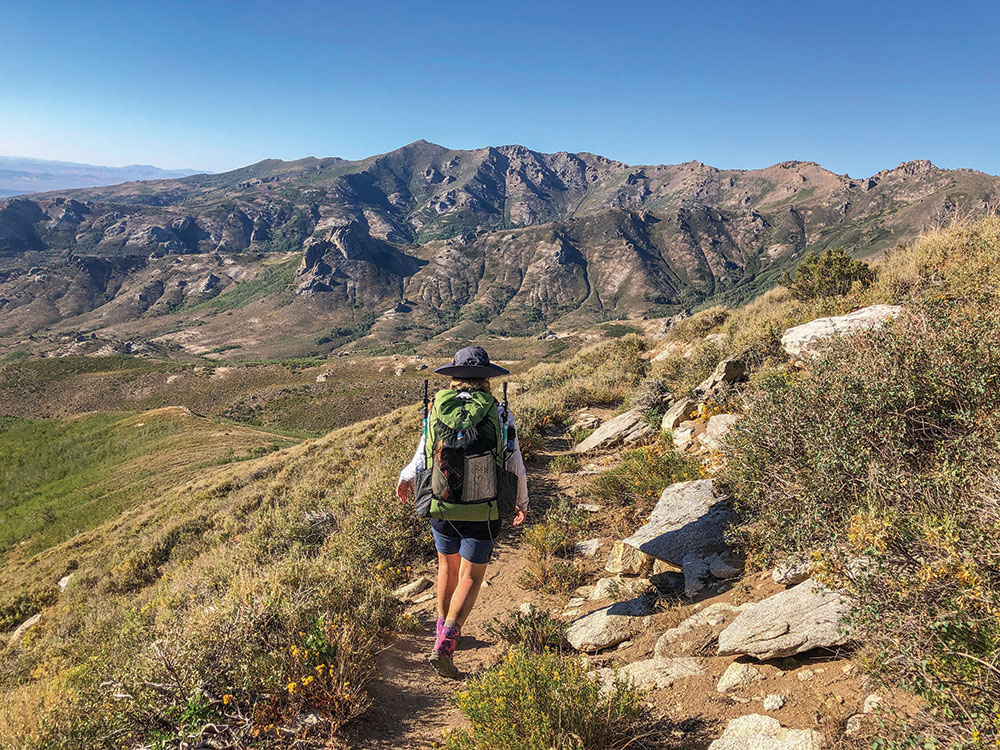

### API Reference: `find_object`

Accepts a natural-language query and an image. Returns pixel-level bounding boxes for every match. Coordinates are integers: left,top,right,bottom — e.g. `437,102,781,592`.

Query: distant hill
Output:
0,141,997,359
0,156,201,197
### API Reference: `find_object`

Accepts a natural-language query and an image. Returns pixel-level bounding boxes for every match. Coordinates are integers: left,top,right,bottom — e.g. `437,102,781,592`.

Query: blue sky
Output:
1,0,997,176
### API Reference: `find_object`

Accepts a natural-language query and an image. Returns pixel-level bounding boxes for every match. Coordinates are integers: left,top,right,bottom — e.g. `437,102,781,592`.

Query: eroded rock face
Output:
605,541,655,575
698,413,741,452
622,480,734,567
717,578,852,660
708,714,824,749
696,358,745,396
661,397,698,431
565,596,655,652
781,305,902,361
574,409,653,454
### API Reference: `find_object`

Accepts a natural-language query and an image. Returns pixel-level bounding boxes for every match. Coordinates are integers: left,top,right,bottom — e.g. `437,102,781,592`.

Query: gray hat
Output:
433,345,510,379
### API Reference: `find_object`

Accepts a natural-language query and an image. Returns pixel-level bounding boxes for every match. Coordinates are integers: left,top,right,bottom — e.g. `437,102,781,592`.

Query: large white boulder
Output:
565,596,655,652
622,480,734,566
708,714,824,749
781,305,902,361
575,409,653,454
717,578,852,659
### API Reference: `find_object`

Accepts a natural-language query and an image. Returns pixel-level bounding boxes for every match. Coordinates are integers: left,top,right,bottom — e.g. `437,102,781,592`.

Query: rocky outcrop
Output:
708,714,824,749
622,480,734,566
605,541,655,575
773,557,812,586
717,578,852,659
781,305,902,361
698,413,740,452
565,596,655,652
661,397,697,431
695,358,745,396
574,410,654,454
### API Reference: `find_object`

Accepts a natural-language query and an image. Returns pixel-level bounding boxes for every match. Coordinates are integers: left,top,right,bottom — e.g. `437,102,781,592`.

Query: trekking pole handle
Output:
501,381,509,461
422,379,430,443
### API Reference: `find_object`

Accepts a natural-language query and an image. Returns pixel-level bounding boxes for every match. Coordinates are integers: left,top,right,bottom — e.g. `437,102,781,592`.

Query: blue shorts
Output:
430,519,501,564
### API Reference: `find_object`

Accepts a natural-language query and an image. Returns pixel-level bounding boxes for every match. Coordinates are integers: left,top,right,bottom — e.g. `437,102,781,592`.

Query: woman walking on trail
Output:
396,345,529,678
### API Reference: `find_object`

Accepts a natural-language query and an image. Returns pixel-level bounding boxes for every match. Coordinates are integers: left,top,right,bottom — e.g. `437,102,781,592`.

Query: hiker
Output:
396,345,528,678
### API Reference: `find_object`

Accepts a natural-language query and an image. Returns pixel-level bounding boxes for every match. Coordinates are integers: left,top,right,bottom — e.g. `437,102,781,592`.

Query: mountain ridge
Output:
1,141,997,358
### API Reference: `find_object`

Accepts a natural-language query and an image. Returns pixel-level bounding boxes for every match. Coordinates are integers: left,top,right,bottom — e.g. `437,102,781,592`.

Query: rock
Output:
652,341,694,362
412,592,435,604
575,538,602,557
796,669,814,681
605,541,655,576
695,358,745,396
565,596,655,652
573,584,596,598
591,576,652,601
10,613,41,644
611,657,704,689
780,305,902,361
655,603,747,658
709,554,743,580
315,372,329,383
570,413,602,432
717,661,765,692
392,576,434,601
863,694,882,714
394,364,406,376
661,397,698,431
576,503,602,513
763,694,786,711
718,578,852,659
708,714,825,750
682,553,712,599
698,414,741,452
575,409,654,454
773,557,812,586
518,602,537,616
673,424,695,451
622,479,734,567
844,713,863,737
705,332,727,346
57,574,73,591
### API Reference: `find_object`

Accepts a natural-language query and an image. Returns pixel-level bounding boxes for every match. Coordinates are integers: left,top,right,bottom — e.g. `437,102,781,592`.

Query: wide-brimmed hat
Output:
433,345,510,379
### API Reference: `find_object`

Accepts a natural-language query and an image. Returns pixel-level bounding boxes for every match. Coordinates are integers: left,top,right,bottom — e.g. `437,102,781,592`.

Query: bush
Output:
519,500,588,593
781,247,875,301
444,648,649,750
483,608,566,653
588,438,700,515
722,301,1000,745
547,455,579,475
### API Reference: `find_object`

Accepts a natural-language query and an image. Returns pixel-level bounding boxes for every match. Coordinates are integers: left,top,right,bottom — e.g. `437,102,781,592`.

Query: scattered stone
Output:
394,364,406,376
698,414,741,452
575,409,654,454
717,661,765,692
575,538,602,557
57,574,73,591
797,669,815,681
392,576,434,601
576,503,602,513
705,332,727,346
614,656,704,689
655,603,747,658
844,713,864,737
622,479,734,566
10,613,41,644
718,578,852,659
412,592,435,604
773,557,812,586
695,358,745,396
605,541,655,576
863,694,883,714
315,372,329,383
519,602,537,616
682,553,712,599
661,396,698,431
652,340,694,362
570,413,602,431
673,424,695,451
709,554,743,580
708,714,825,750
617,640,632,650
591,576,652,601
573,584,596,599
763,694,786,711
565,596,655,652
781,305,902,361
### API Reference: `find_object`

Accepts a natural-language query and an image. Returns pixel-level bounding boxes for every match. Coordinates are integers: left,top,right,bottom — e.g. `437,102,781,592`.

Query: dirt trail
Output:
343,430,867,749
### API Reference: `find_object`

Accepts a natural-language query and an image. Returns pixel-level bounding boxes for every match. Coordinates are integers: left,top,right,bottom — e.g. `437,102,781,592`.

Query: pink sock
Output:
436,617,445,638
434,622,461,658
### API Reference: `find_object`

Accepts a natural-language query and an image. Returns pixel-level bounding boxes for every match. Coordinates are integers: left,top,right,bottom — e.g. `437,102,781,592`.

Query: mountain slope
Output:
0,142,997,356
0,156,201,198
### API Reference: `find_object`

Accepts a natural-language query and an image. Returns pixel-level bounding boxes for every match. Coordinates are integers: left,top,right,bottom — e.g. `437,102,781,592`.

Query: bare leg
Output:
445,558,489,627
436,552,461,621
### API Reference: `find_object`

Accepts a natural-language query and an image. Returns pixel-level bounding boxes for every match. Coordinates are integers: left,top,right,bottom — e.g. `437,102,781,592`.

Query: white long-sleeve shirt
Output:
398,403,529,512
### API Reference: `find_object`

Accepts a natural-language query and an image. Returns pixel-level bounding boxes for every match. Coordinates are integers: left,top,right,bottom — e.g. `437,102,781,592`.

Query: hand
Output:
512,508,526,526
396,478,414,502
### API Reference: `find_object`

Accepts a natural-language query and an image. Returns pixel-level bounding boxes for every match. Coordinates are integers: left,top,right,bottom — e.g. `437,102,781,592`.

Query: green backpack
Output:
414,388,517,522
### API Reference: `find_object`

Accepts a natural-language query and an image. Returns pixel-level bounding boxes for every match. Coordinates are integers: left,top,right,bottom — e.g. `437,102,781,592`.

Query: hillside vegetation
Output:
1,218,999,748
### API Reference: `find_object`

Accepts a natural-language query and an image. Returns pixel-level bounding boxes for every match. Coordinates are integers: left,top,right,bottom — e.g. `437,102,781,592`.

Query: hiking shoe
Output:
429,650,462,679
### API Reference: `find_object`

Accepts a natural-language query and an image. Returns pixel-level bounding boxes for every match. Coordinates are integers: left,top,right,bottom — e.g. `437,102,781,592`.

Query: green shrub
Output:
588,438,701,513
445,648,649,750
722,301,1000,745
0,588,58,632
519,500,588,593
547,455,579,475
483,608,567,653
781,247,875,301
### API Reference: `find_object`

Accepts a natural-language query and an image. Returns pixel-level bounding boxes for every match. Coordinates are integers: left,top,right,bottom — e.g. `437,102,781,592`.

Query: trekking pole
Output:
422,379,430,446
501,381,509,462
